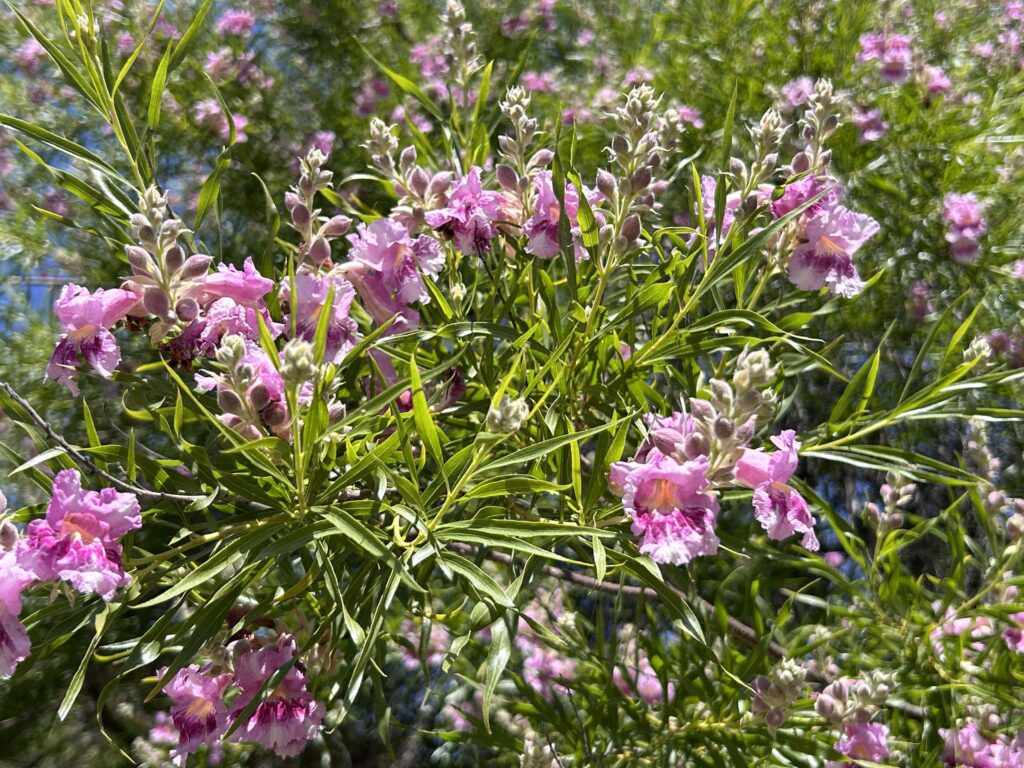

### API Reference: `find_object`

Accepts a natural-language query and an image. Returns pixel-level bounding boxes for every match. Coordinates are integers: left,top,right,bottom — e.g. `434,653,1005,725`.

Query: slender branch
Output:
449,542,927,720
0,380,203,503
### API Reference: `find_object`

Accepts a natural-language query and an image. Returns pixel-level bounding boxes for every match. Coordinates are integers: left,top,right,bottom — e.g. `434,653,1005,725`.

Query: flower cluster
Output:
750,658,806,730
158,634,325,763
816,672,895,767
0,470,140,677
610,351,818,564
857,32,914,83
944,192,988,264
612,626,674,706
942,721,1024,767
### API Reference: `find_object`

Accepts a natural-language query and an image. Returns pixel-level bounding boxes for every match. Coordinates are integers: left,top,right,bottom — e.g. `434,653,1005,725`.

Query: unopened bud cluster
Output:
791,79,843,175
124,186,210,342
441,1,483,96
364,120,454,223
687,350,778,476
815,670,895,726
751,658,807,731
497,87,553,212
863,471,916,531
486,394,529,434
284,147,350,267
731,108,786,195
211,335,287,440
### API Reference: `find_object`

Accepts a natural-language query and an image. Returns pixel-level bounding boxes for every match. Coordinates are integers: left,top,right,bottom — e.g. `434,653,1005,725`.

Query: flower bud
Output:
179,254,213,280
486,395,529,434
496,164,519,192
217,388,246,416
815,693,837,720
410,167,430,197
125,245,154,276
688,398,716,422
164,245,185,273
324,215,352,236
263,402,288,427
284,191,302,212
765,708,786,730
709,379,733,410
249,383,271,411
1007,513,1024,540
651,428,684,457
399,145,417,171
142,287,171,317
0,519,17,551
596,169,617,199
790,152,811,175
428,172,453,198
291,203,311,228
683,432,711,458
529,149,554,168
308,237,331,265
174,297,199,323
629,166,652,194
713,415,735,439
620,214,642,243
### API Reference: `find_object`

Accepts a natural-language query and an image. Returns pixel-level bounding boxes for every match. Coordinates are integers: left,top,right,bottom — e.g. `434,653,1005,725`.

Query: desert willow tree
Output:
0,2,1022,767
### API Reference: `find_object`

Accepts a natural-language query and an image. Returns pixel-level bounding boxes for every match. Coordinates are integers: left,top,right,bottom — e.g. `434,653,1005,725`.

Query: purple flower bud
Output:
249,383,271,410
765,709,786,730
125,245,154,276
263,402,288,427
174,297,199,322
0,519,17,551
284,191,302,212
142,287,170,317
596,169,617,199
410,167,430,197
651,428,685,457
815,693,836,719
428,172,453,198
291,203,311,228
529,149,554,167
323,215,352,236
217,388,245,416
399,145,417,171
496,164,519,192
308,237,331,265
790,152,811,175
620,214,642,243
688,398,716,421
630,166,652,194
164,245,185,273
684,432,711,458
179,254,213,280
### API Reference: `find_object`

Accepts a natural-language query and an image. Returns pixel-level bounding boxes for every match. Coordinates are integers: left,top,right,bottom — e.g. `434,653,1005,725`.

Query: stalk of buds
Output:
363,119,452,223
816,670,895,725
124,186,211,343
598,86,676,258
496,87,552,213
731,109,786,196
750,658,807,732
284,147,350,268
211,335,270,440
441,0,483,103
791,79,843,176
687,349,778,478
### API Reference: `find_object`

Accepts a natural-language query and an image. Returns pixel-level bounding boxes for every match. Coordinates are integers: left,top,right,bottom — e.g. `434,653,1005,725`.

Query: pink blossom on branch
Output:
45,284,140,395
160,665,232,765
788,203,879,298
735,430,819,551
18,469,141,601
0,547,35,678
230,636,325,758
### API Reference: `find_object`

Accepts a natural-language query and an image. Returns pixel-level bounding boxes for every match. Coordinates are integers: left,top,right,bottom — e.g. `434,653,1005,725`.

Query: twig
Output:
449,543,927,720
0,380,203,503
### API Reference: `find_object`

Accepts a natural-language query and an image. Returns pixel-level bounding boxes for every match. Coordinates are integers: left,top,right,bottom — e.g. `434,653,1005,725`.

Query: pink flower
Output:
944,193,987,264
523,170,603,261
0,548,35,678
736,430,818,551
522,70,556,92
700,175,743,242
771,175,826,220
832,722,890,765
231,636,325,758
788,203,878,297
196,298,281,356
926,65,952,94
858,33,912,83
614,658,674,705
16,39,46,75
18,469,141,601
161,665,231,763
187,257,274,308
1003,612,1024,653
425,167,511,254
342,217,444,331
611,453,719,565
676,104,704,128
852,106,889,143
521,641,576,700
781,76,815,109
280,270,360,364
215,9,256,36
310,130,336,156
398,618,450,670
908,280,934,324
193,99,249,143
942,722,1004,767
45,284,140,395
